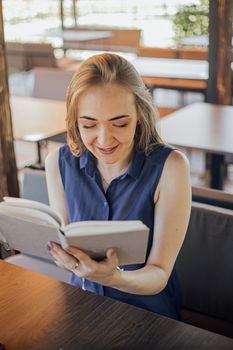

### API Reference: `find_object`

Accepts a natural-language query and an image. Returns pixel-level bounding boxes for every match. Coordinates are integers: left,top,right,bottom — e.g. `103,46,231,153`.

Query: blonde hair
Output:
66,53,165,156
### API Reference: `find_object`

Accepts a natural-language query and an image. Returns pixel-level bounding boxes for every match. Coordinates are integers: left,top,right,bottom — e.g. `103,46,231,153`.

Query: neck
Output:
97,153,132,178
97,151,133,181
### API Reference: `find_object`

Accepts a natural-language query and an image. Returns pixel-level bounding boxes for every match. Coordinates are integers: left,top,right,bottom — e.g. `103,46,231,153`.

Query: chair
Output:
5,169,71,283
6,41,78,72
176,201,233,338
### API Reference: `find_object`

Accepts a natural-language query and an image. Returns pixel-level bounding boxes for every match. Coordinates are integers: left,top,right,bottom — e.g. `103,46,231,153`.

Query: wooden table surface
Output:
1,260,233,350
160,102,233,155
10,96,66,142
160,102,233,189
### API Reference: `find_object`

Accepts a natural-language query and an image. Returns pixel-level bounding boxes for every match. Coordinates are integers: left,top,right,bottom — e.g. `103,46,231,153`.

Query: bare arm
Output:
45,148,69,225
109,150,192,294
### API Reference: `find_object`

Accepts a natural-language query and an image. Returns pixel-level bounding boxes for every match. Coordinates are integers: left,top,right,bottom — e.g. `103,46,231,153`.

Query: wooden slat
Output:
178,48,208,60
137,46,179,58
158,107,179,117
142,76,207,91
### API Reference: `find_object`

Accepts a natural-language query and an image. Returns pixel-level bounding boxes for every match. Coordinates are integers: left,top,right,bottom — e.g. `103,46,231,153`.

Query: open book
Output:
0,197,149,265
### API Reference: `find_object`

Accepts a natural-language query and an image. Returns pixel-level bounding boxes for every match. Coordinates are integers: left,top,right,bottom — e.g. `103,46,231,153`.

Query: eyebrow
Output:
79,115,131,121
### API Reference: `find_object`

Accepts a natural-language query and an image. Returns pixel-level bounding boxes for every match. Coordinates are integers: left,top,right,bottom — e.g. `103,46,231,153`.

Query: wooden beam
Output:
206,0,233,104
0,1,19,201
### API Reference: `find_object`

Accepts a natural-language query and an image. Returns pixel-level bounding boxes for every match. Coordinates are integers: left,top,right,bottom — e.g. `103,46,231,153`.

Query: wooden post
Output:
0,0,19,201
206,0,233,104
60,0,64,30
205,0,233,189
73,0,77,27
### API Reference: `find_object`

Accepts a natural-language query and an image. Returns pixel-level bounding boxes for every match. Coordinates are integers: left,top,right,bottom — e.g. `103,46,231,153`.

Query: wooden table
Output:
45,29,112,41
10,96,66,165
0,260,233,350
131,57,208,92
160,102,233,189
45,29,112,51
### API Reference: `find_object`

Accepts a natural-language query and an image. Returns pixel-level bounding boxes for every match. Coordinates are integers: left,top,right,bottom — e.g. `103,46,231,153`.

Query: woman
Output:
46,53,191,320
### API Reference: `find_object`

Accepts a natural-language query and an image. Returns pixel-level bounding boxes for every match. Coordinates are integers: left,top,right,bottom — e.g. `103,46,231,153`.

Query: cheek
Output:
79,129,96,145
118,125,137,143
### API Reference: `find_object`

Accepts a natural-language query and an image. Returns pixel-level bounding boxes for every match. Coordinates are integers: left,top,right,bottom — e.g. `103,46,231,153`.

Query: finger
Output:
70,261,79,271
54,259,65,269
48,242,78,270
54,258,79,273
49,242,71,262
67,246,93,265
106,248,119,266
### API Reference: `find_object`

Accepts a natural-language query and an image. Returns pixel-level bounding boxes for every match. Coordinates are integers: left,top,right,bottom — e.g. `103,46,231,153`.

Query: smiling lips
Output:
96,145,119,154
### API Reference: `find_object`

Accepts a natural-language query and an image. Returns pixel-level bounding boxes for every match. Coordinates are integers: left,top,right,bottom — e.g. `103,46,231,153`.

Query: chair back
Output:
6,41,26,71
178,48,208,60
22,169,49,205
31,67,75,100
176,202,233,323
137,46,178,58
23,42,57,69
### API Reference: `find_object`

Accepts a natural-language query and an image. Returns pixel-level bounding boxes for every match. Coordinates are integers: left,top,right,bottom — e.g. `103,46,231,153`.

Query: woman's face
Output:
77,83,139,165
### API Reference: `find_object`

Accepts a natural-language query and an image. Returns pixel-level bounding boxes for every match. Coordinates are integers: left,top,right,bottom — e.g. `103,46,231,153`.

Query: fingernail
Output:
47,241,53,251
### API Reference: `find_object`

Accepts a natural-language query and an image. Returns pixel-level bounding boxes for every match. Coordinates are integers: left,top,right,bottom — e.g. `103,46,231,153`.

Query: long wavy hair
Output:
66,53,165,156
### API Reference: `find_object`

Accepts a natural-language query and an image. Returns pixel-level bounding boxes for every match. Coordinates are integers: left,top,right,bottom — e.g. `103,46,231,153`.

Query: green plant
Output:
172,0,209,45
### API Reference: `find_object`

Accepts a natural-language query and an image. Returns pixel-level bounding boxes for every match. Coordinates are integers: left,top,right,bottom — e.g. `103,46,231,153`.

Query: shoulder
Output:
146,146,188,172
161,149,190,191
45,144,72,170
45,147,60,172
154,149,190,202
165,149,190,171
147,145,174,163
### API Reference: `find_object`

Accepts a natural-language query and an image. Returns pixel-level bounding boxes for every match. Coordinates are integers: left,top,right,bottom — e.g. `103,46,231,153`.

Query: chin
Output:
98,156,119,164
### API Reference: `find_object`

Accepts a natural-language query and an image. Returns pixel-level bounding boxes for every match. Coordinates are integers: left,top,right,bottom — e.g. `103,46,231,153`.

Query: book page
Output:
0,205,60,228
0,213,60,261
2,197,64,226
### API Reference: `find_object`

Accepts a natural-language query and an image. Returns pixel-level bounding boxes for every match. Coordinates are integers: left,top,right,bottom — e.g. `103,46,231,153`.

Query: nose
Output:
97,126,113,146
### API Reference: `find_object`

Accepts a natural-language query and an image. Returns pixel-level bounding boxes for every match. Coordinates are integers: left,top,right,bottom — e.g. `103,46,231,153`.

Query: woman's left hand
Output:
47,242,120,286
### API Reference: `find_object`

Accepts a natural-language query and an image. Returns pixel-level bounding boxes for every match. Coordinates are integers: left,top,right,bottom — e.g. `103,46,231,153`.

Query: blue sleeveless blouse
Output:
59,144,182,320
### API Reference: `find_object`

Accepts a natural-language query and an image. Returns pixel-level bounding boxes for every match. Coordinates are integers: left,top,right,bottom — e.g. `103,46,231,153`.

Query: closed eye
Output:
82,125,96,129
113,123,128,128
